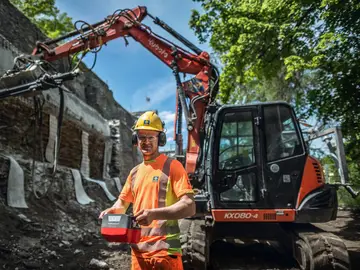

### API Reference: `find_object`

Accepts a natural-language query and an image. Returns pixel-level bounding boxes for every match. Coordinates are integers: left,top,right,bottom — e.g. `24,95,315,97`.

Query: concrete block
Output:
70,169,94,205
5,155,28,208
83,176,116,201
113,177,123,192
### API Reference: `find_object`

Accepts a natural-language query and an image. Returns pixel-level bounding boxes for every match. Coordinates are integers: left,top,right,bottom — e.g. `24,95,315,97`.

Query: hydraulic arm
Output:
27,6,219,175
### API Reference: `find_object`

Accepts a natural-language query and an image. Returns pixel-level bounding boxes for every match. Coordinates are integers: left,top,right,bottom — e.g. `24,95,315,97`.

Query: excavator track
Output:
179,218,212,270
179,220,351,270
289,224,351,270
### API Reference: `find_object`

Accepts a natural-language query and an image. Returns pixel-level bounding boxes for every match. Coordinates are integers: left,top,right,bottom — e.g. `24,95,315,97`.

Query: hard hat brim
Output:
133,126,162,132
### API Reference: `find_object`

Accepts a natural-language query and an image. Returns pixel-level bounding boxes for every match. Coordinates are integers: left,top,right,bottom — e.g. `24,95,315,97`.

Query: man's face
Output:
137,130,159,156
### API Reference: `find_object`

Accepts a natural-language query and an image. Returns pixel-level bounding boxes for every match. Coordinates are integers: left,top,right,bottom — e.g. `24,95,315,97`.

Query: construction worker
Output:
99,111,195,270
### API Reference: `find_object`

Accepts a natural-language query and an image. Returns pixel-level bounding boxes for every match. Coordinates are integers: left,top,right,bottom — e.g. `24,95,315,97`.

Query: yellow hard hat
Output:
133,111,164,132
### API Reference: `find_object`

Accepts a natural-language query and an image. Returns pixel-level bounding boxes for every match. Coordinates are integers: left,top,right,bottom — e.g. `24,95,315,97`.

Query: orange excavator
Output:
0,6,357,270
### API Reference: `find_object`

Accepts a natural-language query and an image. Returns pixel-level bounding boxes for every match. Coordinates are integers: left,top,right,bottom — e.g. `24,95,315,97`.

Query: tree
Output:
10,0,73,39
190,1,359,99
190,0,360,151
190,0,360,204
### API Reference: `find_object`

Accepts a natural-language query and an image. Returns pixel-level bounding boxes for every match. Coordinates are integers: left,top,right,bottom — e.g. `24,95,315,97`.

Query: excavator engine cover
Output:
101,214,141,243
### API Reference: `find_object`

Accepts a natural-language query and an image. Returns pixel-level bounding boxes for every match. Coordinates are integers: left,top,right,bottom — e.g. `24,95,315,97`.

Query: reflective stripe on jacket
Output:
130,156,182,256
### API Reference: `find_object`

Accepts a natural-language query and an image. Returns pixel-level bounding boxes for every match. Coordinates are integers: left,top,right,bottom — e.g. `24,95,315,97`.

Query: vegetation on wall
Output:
10,0,73,39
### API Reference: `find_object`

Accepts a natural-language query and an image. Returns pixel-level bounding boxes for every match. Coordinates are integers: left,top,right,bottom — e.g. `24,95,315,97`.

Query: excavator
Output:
0,6,358,270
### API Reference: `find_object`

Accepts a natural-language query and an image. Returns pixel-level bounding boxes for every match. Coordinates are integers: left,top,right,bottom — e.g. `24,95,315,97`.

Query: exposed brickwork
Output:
0,0,142,180
117,121,140,181
0,96,111,176
0,97,49,160
88,133,105,179
0,157,10,200
58,120,82,169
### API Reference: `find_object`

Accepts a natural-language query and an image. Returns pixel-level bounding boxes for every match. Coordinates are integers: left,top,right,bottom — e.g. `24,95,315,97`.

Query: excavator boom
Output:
32,7,210,76
22,6,217,175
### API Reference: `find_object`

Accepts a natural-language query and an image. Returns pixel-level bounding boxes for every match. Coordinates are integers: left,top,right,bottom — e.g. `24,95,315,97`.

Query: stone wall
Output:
0,0,142,196
0,0,137,125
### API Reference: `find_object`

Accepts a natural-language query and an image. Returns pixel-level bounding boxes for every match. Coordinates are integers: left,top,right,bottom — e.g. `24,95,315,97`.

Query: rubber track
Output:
296,229,351,270
179,219,210,270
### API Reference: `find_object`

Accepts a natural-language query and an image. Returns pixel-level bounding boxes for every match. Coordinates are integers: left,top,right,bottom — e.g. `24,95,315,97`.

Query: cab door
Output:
211,106,264,209
261,103,307,209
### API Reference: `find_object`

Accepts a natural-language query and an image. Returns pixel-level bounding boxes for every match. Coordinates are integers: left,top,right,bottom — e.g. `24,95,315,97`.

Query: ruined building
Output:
0,0,142,208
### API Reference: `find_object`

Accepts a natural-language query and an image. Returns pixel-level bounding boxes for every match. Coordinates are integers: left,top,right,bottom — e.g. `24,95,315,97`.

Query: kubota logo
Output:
149,39,168,58
224,212,259,219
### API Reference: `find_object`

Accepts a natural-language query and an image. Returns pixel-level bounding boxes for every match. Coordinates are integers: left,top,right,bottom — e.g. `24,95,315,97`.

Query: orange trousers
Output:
131,254,183,270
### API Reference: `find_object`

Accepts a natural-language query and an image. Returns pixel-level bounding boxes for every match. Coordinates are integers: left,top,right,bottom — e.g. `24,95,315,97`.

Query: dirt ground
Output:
0,179,359,270
315,210,360,270
0,182,131,270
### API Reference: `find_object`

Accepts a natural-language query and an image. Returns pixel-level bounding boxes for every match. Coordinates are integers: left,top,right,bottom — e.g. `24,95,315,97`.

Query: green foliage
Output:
190,0,359,103
337,162,360,208
10,0,73,39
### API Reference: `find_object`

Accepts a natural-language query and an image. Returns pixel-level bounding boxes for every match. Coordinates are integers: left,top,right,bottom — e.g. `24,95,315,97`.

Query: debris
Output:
17,250,31,258
74,249,83,255
23,260,41,269
18,237,40,250
89,258,109,269
61,240,71,245
18,214,31,222
50,250,57,257
0,246,11,254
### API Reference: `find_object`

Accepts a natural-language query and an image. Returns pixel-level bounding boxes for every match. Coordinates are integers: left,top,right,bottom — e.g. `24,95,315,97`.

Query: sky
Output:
55,0,211,151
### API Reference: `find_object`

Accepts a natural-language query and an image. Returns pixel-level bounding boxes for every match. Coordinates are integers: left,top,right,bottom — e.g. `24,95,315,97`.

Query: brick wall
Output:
58,120,82,169
0,97,49,160
0,0,142,181
89,133,105,179
0,96,109,177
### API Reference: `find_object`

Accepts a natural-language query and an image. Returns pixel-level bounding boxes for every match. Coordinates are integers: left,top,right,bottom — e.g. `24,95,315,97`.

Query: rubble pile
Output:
0,158,131,270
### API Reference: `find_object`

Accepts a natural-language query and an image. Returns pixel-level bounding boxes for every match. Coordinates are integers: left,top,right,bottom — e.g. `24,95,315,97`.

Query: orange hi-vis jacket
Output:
119,154,194,258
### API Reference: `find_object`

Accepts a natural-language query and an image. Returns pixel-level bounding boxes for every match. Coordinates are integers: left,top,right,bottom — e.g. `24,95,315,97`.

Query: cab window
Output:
218,111,255,171
264,105,303,162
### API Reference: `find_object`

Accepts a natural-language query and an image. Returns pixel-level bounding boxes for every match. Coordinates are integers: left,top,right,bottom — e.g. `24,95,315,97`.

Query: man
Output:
99,111,196,270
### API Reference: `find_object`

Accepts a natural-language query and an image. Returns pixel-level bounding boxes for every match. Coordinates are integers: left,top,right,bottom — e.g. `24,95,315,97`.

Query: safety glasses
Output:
137,135,157,142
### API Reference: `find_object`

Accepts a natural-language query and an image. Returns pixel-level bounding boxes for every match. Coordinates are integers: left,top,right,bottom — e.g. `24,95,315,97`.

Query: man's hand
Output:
99,199,130,219
98,207,123,219
135,209,155,226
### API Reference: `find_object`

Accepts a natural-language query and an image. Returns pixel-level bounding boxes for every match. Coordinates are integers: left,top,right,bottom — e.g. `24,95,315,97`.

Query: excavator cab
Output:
210,102,310,212
205,101,339,222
